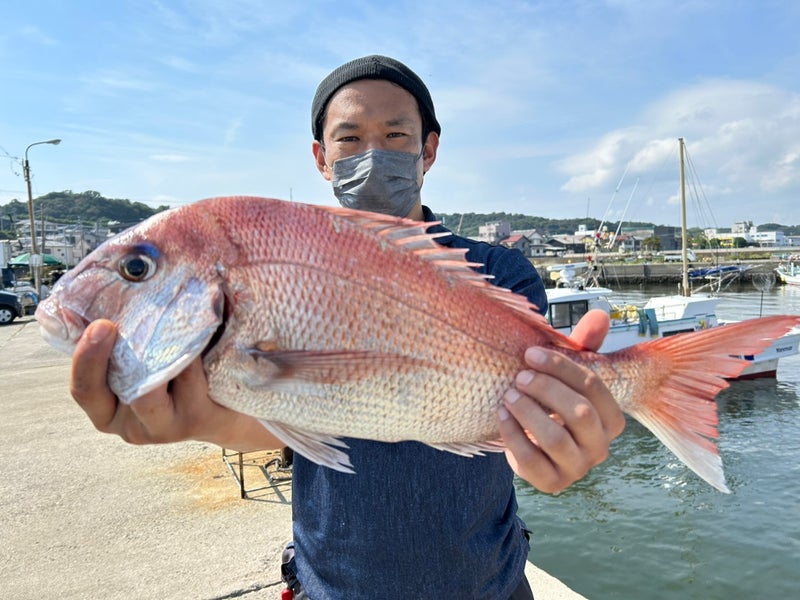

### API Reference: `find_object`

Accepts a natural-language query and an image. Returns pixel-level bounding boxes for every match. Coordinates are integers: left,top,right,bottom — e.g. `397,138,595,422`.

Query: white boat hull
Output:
546,287,799,380
732,328,800,379
776,262,800,286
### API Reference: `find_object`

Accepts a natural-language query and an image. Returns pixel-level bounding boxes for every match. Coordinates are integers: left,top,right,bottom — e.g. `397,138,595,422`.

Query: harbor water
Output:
516,283,800,599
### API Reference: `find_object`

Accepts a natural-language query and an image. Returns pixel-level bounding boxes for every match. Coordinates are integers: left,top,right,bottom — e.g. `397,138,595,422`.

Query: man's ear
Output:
422,131,439,174
312,140,332,181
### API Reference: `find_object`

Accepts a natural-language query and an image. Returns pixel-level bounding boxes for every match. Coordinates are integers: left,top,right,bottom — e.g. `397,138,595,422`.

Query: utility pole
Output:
23,138,61,297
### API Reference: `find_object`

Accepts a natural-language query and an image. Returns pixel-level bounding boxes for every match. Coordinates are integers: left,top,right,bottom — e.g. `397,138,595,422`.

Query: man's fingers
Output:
568,309,610,351
70,319,119,432
521,347,625,441
499,341,627,493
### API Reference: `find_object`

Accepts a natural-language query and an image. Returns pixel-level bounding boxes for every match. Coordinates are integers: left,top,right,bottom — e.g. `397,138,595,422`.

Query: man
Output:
71,56,624,599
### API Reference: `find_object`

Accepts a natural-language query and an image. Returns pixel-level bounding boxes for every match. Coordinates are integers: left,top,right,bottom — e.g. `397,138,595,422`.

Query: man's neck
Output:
406,203,424,221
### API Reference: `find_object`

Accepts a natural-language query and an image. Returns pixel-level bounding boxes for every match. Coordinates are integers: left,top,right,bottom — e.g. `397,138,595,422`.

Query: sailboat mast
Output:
679,137,690,297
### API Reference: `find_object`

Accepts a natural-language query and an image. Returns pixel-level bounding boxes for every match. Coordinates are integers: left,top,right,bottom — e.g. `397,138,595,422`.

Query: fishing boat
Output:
688,264,753,290
546,284,719,351
545,280,800,379
775,258,800,286
544,138,800,379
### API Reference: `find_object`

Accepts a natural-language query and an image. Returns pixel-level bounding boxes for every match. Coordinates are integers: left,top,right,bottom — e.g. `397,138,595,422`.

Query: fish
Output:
36,196,800,492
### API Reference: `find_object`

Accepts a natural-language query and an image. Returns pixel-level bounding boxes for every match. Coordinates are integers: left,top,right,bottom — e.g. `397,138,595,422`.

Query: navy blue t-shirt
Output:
292,206,547,600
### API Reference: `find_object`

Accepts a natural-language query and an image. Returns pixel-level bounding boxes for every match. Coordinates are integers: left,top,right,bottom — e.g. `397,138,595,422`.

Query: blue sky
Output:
2,0,799,228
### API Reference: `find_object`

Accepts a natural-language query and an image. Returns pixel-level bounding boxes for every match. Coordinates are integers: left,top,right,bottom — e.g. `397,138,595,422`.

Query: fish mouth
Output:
35,299,89,355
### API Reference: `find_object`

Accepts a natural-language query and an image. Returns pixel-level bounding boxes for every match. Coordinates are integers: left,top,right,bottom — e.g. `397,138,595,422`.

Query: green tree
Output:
0,191,168,227
692,233,709,249
642,236,661,251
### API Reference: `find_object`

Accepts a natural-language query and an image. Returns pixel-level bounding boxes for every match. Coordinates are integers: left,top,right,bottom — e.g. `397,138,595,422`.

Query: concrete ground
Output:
0,316,585,599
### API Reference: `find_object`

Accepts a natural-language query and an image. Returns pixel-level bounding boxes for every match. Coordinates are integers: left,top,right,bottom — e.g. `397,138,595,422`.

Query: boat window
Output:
549,300,589,329
570,300,589,323
662,329,694,337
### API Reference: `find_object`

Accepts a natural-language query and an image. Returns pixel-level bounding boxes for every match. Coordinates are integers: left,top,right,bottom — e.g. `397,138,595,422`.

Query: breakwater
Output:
535,258,785,287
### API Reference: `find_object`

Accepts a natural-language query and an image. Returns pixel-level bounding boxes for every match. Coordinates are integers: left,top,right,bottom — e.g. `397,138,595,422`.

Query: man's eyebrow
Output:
328,116,416,137
329,121,360,136
385,117,415,127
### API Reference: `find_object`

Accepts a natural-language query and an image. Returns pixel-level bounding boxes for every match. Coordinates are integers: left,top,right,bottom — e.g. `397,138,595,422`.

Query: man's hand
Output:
497,309,625,493
70,319,280,452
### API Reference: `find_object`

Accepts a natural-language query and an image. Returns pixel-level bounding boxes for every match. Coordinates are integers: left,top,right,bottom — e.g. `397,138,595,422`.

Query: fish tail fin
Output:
611,315,800,493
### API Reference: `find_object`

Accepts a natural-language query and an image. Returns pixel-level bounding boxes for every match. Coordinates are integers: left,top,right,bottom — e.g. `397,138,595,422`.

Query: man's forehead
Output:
328,79,418,107
324,81,422,131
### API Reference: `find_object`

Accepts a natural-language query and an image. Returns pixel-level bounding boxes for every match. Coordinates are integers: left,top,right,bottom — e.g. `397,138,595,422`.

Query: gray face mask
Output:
329,148,423,217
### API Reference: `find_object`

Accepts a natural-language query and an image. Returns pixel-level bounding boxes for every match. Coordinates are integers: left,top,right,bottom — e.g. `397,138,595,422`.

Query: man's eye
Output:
337,136,359,142
387,132,407,138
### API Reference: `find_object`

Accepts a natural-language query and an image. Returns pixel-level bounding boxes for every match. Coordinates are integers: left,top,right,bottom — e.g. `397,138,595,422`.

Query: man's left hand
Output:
497,309,625,493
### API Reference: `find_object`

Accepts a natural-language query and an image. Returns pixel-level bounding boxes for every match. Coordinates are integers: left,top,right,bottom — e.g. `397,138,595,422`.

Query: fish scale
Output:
207,258,518,441
36,196,800,491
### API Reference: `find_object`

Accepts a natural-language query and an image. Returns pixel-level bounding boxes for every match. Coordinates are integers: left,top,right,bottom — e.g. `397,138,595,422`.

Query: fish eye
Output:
119,253,157,282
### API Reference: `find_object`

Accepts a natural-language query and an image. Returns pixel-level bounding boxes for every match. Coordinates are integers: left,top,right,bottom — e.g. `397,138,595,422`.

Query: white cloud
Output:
554,79,800,223
558,129,643,192
762,149,800,192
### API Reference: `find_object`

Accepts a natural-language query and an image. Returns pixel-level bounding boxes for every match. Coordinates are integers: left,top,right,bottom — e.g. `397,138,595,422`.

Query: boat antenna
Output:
610,177,639,250
597,164,629,237
679,138,690,297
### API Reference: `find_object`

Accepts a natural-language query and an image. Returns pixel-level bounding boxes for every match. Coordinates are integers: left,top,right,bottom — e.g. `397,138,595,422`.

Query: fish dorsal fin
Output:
323,205,488,279
321,205,568,342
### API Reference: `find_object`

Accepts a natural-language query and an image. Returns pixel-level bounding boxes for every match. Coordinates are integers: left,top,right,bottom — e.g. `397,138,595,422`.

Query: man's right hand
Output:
70,319,281,452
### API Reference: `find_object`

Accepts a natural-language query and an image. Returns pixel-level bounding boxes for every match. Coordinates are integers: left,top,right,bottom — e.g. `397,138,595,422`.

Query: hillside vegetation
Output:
1,190,797,240
0,190,167,237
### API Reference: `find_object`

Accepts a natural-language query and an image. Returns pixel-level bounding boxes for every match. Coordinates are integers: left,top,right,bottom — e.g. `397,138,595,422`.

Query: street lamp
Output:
23,138,61,298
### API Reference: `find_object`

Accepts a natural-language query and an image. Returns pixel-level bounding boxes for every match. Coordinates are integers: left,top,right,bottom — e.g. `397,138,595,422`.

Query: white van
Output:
663,250,696,262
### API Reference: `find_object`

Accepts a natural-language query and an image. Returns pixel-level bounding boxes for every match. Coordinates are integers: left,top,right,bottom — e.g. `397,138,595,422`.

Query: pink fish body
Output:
36,196,800,491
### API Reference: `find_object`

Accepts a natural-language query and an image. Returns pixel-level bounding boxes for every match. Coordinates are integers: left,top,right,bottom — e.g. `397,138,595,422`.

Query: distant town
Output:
461,219,799,260
2,211,797,276
1,191,798,273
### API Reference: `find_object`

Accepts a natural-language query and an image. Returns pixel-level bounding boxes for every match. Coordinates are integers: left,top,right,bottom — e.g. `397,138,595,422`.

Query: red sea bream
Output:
36,196,800,492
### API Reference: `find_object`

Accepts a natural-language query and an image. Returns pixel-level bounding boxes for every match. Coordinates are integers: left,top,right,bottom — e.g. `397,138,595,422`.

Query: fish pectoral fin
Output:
246,348,427,385
258,420,354,473
427,440,506,457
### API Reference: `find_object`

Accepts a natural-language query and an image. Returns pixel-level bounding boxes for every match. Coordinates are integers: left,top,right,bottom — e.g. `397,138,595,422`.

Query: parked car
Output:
10,283,39,315
0,289,24,325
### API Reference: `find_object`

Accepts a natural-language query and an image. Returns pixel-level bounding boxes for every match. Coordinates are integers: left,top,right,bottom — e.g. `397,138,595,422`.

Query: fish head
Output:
36,207,225,403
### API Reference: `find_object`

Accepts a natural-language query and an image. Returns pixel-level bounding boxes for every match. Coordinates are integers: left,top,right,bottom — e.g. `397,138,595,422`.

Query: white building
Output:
477,221,511,244
705,223,788,248
510,229,547,257
749,229,787,247
14,221,110,267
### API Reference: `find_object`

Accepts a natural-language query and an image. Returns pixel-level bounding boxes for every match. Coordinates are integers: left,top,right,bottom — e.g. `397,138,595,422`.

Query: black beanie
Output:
311,55,441,142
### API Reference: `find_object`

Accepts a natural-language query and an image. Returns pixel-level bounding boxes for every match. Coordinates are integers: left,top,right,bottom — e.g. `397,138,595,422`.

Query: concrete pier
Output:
0,316,585,599
537,256,785,287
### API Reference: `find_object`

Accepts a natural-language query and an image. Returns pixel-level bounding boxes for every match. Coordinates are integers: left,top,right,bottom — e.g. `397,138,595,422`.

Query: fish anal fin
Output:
259,420,354,473
427,440,506,457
